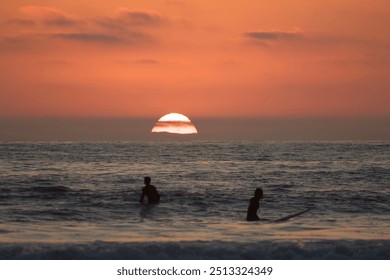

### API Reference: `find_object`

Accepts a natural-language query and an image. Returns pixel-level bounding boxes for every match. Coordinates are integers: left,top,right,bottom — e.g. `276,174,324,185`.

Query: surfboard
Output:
271,208,311,223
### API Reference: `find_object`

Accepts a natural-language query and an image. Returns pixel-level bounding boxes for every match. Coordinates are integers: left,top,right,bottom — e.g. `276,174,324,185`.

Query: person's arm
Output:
139,189,145,203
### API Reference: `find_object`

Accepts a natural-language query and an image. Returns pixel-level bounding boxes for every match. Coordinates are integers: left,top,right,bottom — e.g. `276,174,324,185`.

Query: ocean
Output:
0,141,389,259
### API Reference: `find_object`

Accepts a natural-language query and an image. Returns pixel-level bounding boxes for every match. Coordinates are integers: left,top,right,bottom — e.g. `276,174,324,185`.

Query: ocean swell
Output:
0,240,388,260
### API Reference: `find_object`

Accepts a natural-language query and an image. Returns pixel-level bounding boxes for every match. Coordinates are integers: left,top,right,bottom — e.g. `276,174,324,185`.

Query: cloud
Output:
50,33,123,43
132,59,159,64
1,6,167,48
4,19,36,26
49,32,152,45
0,32,46,51
244,29,303,41
18,6,80,27
98,8,165,30
242,28,388,55
115,59,160,67
44,18,79,27
48,32,154,46
0,36,30,51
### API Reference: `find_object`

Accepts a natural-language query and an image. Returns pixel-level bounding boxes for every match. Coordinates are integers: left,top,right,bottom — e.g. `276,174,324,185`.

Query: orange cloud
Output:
1,6,166,47
49,32,124,43
4,18,36,26
244,29,303,41
18,6,81,27
98,8,166,30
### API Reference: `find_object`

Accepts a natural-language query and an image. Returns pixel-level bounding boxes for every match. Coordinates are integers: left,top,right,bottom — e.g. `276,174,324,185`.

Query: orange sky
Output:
1,0,389,118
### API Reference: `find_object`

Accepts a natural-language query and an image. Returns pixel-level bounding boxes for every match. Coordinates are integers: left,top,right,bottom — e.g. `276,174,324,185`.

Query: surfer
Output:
246,188,263,221
139,176,160,204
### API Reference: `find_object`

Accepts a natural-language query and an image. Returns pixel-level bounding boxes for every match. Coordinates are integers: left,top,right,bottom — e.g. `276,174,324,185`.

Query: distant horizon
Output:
1,116,389,141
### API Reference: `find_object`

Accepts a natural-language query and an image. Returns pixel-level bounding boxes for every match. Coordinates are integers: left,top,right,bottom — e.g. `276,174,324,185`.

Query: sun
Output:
158,113,191,122
151,113,198,134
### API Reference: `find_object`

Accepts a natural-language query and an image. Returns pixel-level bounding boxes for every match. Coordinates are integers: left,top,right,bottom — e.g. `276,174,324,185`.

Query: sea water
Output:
0,141,389,259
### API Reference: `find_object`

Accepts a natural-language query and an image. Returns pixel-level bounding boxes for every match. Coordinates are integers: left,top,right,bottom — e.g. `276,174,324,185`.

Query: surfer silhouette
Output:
246,188,263,221
139,176,160,204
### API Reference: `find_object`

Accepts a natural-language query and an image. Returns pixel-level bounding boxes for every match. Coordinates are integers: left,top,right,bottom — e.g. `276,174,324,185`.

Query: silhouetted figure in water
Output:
139,177,160,204
246,188,263,221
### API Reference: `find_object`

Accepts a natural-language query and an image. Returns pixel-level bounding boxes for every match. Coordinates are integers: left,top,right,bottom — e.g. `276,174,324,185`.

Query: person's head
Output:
254,188,263,200
144,176,151,186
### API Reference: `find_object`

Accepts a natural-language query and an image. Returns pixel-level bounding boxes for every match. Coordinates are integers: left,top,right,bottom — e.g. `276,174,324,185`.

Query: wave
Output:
31,186,72,192
0,240,389,260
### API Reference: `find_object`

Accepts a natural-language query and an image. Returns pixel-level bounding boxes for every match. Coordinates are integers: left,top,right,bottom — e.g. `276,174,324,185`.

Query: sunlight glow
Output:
152,113,198,134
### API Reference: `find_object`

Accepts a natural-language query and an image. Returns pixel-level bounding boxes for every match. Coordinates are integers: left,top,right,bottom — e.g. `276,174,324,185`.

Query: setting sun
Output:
152,113,198,134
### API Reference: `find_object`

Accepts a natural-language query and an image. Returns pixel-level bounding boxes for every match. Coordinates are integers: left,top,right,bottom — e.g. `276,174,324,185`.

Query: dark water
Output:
0,141,389,259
